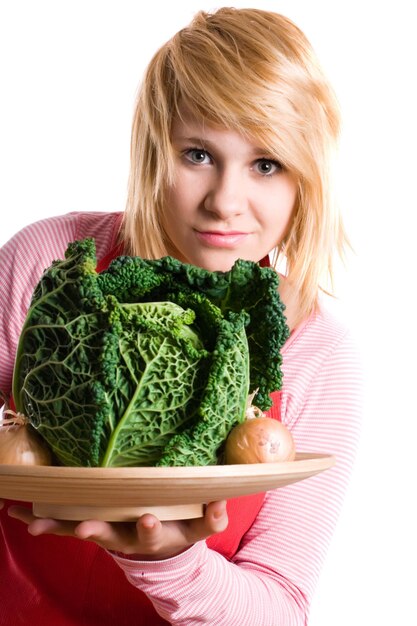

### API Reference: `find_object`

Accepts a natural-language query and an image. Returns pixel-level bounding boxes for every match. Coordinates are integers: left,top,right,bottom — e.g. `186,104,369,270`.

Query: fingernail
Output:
142,519,155,529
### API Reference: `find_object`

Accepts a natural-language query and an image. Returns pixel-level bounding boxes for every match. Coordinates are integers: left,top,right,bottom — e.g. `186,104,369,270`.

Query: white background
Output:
1,1,416,624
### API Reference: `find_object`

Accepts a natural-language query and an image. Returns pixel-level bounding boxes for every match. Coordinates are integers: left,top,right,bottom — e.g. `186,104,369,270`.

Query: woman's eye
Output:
184,149,211,164
255,159,282,176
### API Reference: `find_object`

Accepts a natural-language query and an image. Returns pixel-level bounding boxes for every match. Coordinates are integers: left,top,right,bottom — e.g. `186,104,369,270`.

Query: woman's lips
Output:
195,230,249,248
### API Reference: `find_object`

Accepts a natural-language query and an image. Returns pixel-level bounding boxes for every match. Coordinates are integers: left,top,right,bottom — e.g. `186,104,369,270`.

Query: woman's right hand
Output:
7,500,229,560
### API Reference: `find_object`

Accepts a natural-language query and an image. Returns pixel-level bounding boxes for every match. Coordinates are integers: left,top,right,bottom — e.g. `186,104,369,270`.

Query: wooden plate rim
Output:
0,452,335,480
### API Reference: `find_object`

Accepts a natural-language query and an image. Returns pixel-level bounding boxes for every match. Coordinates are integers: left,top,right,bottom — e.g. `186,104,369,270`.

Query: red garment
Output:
0,249,281,626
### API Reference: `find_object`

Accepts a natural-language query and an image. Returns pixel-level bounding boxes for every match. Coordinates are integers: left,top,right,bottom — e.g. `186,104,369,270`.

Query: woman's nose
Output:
203,169,246,219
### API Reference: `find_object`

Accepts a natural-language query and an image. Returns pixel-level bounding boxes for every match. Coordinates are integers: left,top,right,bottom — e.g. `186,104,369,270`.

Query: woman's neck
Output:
278,275,303,332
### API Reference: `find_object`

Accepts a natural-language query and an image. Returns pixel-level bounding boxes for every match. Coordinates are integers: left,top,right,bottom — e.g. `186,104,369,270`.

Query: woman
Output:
0,8,361,625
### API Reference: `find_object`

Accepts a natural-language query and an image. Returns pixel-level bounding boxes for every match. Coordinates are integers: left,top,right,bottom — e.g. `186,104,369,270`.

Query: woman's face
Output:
163,113,297,272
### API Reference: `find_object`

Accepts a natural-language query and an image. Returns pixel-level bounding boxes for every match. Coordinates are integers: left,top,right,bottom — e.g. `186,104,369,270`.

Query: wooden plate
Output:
0,452,335,521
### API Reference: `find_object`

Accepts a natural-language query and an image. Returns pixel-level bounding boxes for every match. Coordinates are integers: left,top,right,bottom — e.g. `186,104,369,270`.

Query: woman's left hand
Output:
7,500,228,560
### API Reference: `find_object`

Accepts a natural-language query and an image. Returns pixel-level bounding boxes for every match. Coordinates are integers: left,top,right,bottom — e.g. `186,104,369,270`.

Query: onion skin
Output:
225,416,296,464
0,424,52,465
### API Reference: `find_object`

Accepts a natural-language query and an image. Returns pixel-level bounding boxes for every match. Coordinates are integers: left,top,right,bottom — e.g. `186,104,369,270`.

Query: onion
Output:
225,415,296,464
0,414,52,465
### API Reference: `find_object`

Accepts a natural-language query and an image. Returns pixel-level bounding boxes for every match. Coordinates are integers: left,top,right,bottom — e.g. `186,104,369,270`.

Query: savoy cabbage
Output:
12,238,289,467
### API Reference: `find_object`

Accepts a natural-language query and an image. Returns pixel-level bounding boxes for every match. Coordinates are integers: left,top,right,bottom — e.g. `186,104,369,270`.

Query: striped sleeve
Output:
113,309,363,625
0,211,120,403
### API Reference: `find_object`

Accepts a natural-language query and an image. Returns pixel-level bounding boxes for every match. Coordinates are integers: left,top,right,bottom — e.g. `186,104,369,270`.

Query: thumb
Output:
203,500,229,533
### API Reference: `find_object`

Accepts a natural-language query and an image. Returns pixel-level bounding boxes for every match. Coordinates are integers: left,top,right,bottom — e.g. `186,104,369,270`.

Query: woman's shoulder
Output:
0,211,123,396
1,210,122,257
70,211,123,255
0,209,123,330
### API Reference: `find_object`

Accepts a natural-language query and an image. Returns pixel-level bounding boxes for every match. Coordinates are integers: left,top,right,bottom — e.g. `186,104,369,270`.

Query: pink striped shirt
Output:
0,211,362,625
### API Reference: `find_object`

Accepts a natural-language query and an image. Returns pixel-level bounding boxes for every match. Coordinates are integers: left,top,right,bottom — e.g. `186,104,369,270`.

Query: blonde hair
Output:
122,7,346,319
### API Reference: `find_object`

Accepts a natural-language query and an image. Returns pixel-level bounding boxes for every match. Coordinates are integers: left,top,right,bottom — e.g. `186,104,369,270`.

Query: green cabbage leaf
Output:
12,238,288,467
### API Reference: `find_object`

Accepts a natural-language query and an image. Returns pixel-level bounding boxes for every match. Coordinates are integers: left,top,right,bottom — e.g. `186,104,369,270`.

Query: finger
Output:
130,505,228,560
75,519,113,540
74,519,137,552
75,516,164,555
205,500,228,528
27,517,79,536
135,514,164,551
134,514,197,560
7,504,37,525
184,500,228,543
8,505,79,536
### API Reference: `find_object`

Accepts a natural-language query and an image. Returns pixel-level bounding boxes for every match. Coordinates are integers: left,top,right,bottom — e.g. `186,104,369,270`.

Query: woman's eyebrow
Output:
172,135,271,158
172,135,208,146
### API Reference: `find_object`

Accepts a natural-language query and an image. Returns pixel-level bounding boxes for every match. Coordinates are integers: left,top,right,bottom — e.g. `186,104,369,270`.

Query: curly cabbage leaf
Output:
158,312,250,466
12,238,289,467
99,254,289,409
